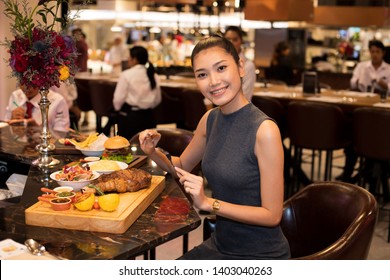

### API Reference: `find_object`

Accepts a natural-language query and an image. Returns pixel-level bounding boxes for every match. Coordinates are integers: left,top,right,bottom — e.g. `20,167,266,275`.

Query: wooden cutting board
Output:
25,175,165,234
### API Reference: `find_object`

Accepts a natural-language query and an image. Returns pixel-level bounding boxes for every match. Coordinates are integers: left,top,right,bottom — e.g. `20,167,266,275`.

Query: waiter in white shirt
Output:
4,85,70,133
350,39,390,95
337,39,390,183
108,36,130,75
113,46,161,140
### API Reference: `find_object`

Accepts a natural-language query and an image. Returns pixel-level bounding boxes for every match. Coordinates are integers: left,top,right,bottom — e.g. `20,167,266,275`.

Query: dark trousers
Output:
343,144,358,178
117,104,155,140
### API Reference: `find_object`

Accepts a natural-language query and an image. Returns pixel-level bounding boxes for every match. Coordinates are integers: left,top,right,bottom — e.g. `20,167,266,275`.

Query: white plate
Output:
50,171,100,191
84,156,100,162
0,122,9,128
86,160,128,174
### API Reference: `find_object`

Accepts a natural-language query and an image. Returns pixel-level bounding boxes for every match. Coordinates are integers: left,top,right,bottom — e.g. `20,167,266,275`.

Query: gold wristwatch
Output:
212,199,220,212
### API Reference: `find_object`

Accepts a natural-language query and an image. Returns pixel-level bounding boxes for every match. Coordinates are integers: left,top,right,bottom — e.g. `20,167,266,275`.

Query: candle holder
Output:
32,88,59,167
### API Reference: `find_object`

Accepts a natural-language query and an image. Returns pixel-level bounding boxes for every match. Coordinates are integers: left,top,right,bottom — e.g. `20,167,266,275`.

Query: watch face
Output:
213,200,220,211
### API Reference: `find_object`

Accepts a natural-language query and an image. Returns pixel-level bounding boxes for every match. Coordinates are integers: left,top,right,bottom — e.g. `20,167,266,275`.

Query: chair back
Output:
287,101,350,150
88,80,115,117
158,87,206,131
252,96,287,139
75,79,93,112
130,128,194,156
353,107,390,161
181,89,207,131
153,89,185,126
281,181,378,259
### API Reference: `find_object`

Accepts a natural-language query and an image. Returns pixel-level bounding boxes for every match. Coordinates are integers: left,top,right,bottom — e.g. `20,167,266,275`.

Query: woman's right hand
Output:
139,129,161,155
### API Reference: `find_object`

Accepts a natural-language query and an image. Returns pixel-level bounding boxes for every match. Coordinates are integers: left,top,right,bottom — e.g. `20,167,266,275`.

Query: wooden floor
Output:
80,112,390,260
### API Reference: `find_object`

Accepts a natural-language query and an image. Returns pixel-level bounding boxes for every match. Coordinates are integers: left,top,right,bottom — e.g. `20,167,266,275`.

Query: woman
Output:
113,46,161,139
139,35,290,259
224,26,256,101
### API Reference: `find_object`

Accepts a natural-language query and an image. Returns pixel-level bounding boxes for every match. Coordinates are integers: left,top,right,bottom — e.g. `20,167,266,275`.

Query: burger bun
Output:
104,136,130,150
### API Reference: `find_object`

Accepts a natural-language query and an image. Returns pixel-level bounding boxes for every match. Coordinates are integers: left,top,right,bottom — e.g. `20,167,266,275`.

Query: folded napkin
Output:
253,91,297,98
0,239,60,260
306,96,343,103
373,102,390,108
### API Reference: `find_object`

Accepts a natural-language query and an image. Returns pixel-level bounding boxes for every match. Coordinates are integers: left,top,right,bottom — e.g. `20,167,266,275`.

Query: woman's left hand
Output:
175,166,210,211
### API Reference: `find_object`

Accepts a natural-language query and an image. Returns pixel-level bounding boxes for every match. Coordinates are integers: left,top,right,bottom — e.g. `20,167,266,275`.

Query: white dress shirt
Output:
51,82,78,109
113,64,162,111
109,44,130,75
240,52,256,101
350,60,390,94
4,88,70,132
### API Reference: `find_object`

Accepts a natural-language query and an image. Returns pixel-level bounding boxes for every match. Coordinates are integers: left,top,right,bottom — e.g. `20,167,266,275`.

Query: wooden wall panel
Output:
313,6,390,27
245,0,314,21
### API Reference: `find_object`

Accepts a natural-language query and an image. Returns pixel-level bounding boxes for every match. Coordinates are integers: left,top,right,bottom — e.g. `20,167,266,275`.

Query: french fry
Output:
69,133,99,148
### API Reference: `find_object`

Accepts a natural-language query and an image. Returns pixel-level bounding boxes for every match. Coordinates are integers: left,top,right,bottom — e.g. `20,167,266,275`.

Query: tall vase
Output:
32,88,59,167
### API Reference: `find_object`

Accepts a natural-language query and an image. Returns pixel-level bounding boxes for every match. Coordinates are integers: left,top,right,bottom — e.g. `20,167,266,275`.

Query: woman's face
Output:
224,30,242,54
193,46,244,108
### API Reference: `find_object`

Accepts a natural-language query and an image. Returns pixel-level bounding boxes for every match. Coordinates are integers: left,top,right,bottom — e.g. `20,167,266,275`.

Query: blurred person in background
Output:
350,40,390,94
4,85,70,133
224,26,256,101
72,28,90,127
113,46,161,140
72,28,88,72
51,82,80,130
108,36,130,75
338,39,390,184
270,41,294,86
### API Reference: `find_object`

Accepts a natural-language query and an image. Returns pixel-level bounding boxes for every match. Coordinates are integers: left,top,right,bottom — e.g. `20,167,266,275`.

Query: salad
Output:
55,163,94,181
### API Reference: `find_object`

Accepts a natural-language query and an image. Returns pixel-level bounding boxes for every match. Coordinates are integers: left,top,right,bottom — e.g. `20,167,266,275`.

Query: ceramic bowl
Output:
76,147,104,157
50,197,72,211
53,186,74,193
84,156,100,162
50,171,100,191
55,191,76,202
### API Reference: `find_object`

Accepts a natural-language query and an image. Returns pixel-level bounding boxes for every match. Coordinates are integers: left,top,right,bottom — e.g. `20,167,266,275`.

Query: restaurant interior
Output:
1,0,390,260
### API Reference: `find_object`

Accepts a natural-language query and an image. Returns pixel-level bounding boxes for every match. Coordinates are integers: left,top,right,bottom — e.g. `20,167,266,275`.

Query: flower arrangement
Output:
1,0,79,89
337,40,354,60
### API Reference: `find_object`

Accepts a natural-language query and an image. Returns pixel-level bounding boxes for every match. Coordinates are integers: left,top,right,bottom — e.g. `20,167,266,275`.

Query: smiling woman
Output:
138,35,290,260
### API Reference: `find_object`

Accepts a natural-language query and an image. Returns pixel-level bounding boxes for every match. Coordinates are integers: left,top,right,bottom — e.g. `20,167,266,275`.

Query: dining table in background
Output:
0,124,201,260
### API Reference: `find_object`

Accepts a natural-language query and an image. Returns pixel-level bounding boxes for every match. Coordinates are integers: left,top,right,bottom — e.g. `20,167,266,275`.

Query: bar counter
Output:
0,125,201,260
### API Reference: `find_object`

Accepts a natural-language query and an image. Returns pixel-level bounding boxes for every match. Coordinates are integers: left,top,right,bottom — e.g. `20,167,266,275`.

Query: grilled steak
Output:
95,168,152,193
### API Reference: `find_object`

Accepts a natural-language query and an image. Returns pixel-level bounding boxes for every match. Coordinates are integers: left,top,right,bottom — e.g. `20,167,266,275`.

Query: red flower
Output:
12,54,29,72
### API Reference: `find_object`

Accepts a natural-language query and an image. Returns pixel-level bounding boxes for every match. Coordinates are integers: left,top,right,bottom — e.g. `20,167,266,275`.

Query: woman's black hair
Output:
224,26,243,41
130,46,157,90
191,34,240,68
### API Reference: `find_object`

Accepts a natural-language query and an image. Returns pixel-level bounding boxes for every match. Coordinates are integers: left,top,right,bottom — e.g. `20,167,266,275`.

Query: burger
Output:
102,136,133,163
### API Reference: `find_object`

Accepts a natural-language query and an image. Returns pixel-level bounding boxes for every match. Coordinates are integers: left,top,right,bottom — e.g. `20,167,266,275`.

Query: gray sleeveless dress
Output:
181,103,290,260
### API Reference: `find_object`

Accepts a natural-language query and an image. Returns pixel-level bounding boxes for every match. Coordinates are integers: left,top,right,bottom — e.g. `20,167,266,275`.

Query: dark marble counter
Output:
0,125,201,259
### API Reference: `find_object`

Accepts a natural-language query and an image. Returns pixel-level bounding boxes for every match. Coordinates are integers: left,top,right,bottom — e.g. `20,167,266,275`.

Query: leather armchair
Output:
203,181,378,259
